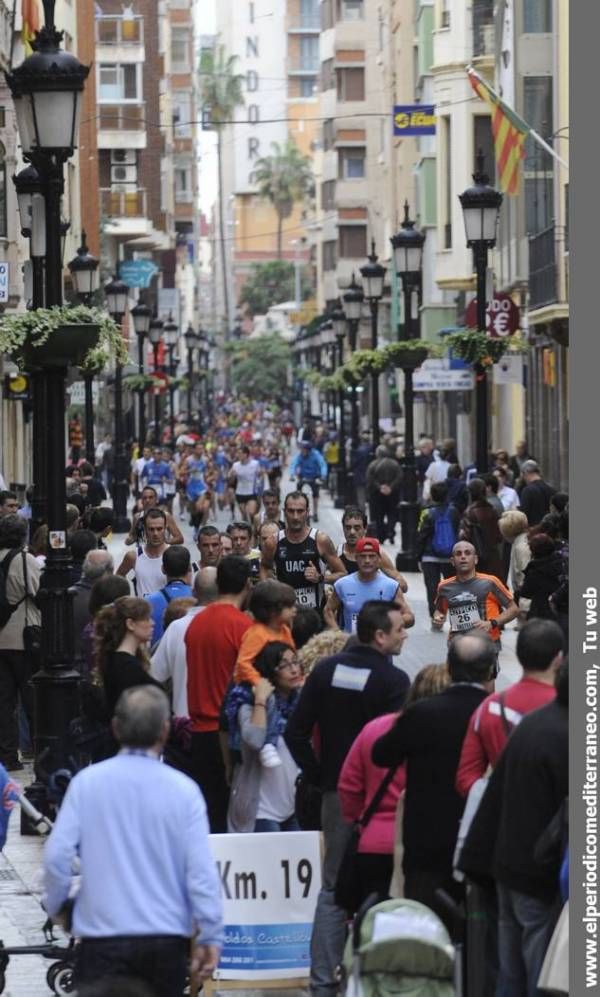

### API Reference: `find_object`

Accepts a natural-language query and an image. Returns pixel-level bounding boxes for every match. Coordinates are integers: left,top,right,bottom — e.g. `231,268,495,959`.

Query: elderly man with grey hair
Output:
72,550,114,662
150,566,218,716
44,685,224,995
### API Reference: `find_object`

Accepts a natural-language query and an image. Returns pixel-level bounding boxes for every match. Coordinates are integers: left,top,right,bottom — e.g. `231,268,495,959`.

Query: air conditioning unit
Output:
111,164,137,183
110,148,137,166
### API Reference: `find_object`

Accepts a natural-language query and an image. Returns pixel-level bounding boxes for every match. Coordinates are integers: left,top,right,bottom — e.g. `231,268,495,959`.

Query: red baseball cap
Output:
355,537,380,554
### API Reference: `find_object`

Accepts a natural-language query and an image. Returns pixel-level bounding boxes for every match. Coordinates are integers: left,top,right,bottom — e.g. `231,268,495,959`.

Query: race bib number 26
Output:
449,601,481,632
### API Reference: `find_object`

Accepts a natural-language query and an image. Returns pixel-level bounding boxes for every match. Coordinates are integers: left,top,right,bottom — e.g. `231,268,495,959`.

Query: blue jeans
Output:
497,884,559,997
254,815,300,832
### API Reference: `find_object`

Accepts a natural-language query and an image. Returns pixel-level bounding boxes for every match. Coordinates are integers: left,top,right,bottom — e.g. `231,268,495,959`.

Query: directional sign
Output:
412,359,475,392
119,259,159,289
0,262,9,303
464,293,520,338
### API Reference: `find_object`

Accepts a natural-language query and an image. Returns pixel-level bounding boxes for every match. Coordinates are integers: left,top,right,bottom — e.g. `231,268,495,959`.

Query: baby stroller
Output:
0,766,77,995
343,896,456,997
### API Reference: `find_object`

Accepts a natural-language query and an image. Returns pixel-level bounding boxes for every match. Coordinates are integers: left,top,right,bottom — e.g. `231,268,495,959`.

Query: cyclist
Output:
290,440,328,521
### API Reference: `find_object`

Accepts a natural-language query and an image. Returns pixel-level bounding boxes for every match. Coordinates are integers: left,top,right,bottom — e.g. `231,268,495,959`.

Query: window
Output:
175,165,192,202
339,225,367,258
323,240,337,270
523,76,553,234
172,91,192,138
440,0,450,28
300,36,319,71
321,180,336,210
441,116,452,248
338,147,366,179
524,0,552,32
339,0,364,21
171,27,190,71
0,143,6,238
337,67,365,101
323,119,335,150
473,115,495,184
300,76,316,97
98,63,140,101
321,0,334,30
97,16,141,44
321,58,335,91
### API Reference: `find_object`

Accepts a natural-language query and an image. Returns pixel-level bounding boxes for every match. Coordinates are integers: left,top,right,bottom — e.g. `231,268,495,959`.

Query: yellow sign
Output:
289,300,318,325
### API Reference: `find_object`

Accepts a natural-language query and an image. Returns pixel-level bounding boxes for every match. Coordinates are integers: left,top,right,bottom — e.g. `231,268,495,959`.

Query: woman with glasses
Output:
225,641,304,833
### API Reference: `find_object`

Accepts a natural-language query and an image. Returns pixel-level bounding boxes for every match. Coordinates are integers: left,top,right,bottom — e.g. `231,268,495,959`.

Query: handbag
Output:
334,764,399,915
21,552,42,667
295,773,322,831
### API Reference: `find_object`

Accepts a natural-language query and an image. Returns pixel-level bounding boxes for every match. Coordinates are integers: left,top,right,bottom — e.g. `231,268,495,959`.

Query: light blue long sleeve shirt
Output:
291,448,328,480
44,753,224,943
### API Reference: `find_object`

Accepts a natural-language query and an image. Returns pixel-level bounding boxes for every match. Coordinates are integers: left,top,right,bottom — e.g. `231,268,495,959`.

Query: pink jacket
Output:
338,713,406,854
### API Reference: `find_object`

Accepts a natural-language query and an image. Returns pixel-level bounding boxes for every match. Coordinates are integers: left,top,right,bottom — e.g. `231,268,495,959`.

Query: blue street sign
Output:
393,105,436,136
119,259,159,289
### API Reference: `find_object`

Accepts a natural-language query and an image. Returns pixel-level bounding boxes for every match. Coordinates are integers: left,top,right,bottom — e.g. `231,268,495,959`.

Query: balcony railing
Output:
288,15,320,30
528,224,558,310
96,16,143,45
98,104,146,132
288,56,320,74
101,188,148,218
472,0,494,57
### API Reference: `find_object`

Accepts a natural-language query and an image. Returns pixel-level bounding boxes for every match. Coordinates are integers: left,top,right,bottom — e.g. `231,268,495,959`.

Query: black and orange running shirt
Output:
435,573,513,641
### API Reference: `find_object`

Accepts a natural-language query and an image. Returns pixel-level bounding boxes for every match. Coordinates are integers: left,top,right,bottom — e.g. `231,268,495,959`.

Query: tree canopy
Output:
229,333,291,401
238,261,312,316
253,140,314,258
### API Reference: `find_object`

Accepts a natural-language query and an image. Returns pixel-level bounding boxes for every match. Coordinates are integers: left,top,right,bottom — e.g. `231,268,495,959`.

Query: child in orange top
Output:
234,579,297,767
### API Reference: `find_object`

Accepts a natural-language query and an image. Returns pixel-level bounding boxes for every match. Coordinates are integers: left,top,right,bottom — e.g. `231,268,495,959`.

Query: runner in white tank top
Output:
116,508,169,595
134,549,167,596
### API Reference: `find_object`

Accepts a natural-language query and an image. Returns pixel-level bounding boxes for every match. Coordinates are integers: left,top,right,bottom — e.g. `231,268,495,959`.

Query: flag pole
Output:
467,65,569,172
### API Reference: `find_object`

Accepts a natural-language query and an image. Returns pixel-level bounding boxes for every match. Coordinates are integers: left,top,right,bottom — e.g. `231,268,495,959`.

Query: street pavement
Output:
0,466,521,994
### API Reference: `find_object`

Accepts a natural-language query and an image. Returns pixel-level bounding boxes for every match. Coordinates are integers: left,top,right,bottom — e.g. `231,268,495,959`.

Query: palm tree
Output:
198,45,245,338
253,140,314,259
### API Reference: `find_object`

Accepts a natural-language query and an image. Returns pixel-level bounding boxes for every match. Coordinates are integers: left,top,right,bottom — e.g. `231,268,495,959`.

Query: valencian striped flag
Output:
467,67,530,195
21,0,40,54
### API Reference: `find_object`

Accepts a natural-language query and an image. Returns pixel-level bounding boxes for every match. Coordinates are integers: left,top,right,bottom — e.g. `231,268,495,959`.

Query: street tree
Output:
239,261,312,316
198,45,244,337
253,141,314,259
229,333,291,400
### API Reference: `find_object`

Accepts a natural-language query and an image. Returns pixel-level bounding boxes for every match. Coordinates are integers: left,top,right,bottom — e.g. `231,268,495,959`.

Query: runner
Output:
324,536,414,632
229,445,264,522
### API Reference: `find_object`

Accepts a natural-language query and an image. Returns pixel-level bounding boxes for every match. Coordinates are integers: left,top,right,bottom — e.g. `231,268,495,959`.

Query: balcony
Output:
472,0,494,58
288,15,320,32
96,16,144,45
288,56,320,75
101,188,152,238
528,224,558,310
97,104,147,150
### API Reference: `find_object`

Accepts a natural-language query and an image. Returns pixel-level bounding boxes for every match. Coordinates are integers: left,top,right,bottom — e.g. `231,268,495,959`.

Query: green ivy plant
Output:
0,305,127,369
444,329,512,366
297,340,440,390
123,373,159,392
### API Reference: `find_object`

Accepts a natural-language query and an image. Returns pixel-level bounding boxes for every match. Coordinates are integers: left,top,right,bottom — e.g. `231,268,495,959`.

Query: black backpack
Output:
0,549,26,628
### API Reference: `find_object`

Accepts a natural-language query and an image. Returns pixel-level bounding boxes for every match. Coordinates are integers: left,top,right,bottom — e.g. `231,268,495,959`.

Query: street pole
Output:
369,299,380,447
83,372,95,464
474,243,489,474
168,344,176,445
137,332,146,446
112,346,131,533
335,333,347,508
152,343,160,445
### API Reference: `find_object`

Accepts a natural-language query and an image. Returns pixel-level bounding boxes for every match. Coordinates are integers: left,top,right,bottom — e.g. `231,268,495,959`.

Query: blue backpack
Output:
431,505,457,558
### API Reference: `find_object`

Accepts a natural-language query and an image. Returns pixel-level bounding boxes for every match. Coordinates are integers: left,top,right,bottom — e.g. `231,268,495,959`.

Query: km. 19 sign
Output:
210,831,322,981
464,292,520,338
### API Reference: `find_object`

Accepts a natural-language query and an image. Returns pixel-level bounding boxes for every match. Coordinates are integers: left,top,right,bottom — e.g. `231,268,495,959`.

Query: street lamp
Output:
342,273,364,470
5,0,90,809
163,313,179,444
148,316,164,446
330,305,348,507
459,151,503,473
184,323,198,429
131,301,151,446
68,232,100,464
105,275,131,533
360,242,386,446
391,202,427,570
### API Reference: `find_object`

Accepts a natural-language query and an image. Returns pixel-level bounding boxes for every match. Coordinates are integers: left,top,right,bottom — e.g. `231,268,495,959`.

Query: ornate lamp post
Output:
359,244,386,446
68,232,100,464
459,152,503,473
184,324,197,429
105,276,130,533
5,0,90,804
331,305,348,508
148,316,164,446
342,273,364,496
391,202,427,570
131,301,151,446
162,313,179,444
196,328,209,434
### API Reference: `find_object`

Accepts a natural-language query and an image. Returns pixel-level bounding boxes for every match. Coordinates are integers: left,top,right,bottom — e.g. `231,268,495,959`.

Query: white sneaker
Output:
260,744,282,768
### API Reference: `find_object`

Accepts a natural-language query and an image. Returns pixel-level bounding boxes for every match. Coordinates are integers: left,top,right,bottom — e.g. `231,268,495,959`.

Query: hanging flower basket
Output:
385,342,431,370
0,305,125,371
445,329,510,366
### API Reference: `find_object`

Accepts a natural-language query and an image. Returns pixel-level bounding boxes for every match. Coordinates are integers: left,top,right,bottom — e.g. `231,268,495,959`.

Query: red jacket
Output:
338,713,406,854
456,676,556,797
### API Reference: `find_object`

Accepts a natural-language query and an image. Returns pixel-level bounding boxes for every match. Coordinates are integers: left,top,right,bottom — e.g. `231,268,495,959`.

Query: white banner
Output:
412,359,475,392
210,831,321,980
493,355,524,385
67,380,100,406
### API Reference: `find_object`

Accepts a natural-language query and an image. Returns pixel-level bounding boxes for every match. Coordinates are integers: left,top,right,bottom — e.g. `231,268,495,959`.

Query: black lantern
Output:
359,240,386,302
13,163,42,237
459,153,503,247
391,201,426,283
67,230,99,301
104,275,128,319
131,301,152,337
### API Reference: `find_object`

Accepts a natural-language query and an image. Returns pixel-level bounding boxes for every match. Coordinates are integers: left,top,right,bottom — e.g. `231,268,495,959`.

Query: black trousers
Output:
369,491,398,542
403,867,465,938
356,852,394,907
0,650,34,767
77,935,188,996
421,561,454,618
191,730,230,833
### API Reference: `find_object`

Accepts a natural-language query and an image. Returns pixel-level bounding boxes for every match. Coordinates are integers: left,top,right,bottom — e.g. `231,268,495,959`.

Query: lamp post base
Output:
395,501,420,573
